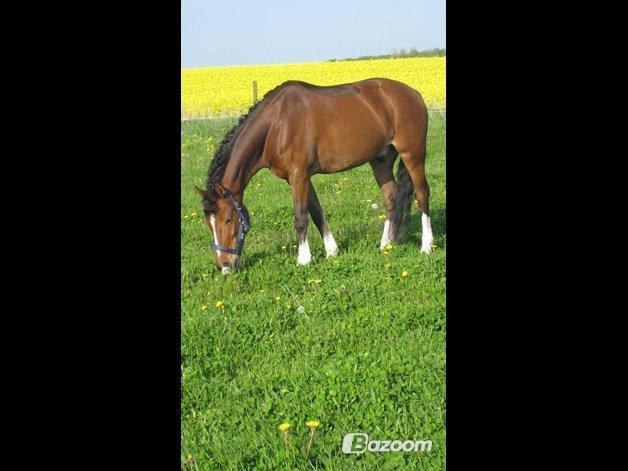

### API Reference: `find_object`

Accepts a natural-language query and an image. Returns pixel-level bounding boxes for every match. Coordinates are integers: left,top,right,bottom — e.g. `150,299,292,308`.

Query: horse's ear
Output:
194,186,207,198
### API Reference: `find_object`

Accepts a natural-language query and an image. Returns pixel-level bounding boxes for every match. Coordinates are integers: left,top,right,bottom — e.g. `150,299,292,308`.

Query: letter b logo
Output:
342,433,368,455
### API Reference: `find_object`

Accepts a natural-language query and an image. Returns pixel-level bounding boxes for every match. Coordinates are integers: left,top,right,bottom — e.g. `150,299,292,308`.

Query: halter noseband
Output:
210,189,250,256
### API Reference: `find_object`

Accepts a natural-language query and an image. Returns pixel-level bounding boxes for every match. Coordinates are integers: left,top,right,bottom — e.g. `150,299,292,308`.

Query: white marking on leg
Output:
297,239,312,265
421,213,434,253
209,215,221,255
323,231,339,258
379,220,393,249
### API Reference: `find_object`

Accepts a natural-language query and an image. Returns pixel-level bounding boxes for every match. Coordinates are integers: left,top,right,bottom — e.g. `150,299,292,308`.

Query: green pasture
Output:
181,112,446,470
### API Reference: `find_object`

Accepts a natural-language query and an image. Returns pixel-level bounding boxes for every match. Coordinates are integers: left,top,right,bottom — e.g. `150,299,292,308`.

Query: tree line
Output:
328,47,446,62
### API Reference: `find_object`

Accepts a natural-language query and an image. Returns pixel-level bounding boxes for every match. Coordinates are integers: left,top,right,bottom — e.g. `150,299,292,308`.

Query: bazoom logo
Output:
342,433,432,455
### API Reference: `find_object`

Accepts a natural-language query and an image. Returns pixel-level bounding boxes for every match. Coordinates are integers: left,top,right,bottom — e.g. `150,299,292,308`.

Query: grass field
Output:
182,56,445,117
181,113,446,469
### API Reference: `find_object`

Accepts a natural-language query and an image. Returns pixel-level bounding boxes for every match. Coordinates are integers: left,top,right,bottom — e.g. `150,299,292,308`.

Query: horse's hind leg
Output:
399,149,434,253
308,182,339,258
369,146,398,249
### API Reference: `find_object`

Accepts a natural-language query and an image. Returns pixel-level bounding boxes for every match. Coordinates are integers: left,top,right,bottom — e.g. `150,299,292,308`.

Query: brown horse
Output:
195,78,433,274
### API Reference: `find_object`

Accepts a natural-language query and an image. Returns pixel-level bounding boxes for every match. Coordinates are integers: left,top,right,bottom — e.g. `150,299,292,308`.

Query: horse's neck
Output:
221,122,267,195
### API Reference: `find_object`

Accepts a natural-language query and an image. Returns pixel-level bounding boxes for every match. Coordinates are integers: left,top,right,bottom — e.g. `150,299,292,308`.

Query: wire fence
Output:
181,107,446,122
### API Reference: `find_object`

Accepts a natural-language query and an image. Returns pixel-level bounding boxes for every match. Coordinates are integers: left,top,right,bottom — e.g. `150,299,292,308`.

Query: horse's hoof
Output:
326,248,339,258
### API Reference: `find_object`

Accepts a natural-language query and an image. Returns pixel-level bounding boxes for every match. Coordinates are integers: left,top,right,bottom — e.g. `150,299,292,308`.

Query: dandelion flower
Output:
279,423,291,432
371,203,378,209
402,270,409,277
378,214,386,220
275,296,281,302
305,420,320,453
201,304,208,311
215,301,224,308
297,306,305,314
385,244,393,250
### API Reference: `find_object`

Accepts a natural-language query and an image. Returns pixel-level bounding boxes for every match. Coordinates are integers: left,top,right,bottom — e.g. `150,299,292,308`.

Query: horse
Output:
195,78,433,274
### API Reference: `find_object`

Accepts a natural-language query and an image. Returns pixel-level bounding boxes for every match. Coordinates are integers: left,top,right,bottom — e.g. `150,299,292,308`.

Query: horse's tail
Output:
390,159,415,242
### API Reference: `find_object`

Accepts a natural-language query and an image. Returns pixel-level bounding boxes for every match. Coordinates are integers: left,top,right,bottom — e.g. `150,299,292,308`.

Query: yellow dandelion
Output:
402,270,409,277
308,278,322,285
201,304,208,311
378,214,386,220
281,245,287,250
385,244,393,250
215,301,224,308
306,420,320,428
275,296,281,302
384,263,391,268
279,423,291,432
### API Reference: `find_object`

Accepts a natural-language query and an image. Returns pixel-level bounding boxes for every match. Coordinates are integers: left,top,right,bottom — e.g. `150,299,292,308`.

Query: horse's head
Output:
196,185,250,274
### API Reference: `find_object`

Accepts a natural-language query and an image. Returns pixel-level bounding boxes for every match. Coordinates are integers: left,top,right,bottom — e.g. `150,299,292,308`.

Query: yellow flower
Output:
306,420,320,429
201,304,208,311
385,244,393,250
308,278,322,285
402,270,409,277
215,301,224,308
279,423,291,432
378,214,387,220
275,296,281,302
384,263,391,268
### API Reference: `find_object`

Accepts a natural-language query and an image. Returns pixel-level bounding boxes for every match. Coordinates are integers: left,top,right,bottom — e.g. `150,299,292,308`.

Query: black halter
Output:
210,189,251,256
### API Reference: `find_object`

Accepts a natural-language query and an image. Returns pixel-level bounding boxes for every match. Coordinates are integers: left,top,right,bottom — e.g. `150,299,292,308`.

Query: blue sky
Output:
181,0,446,67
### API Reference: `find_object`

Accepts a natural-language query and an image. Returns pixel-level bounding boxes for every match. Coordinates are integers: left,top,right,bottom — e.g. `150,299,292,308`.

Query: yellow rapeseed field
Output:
181,56,445,117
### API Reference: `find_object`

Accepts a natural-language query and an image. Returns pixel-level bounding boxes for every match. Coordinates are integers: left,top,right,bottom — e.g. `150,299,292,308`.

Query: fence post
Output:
252,81,258,104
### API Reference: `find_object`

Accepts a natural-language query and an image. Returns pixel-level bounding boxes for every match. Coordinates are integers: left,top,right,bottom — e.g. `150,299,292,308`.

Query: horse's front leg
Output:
308,182,339,258
289,173,312,265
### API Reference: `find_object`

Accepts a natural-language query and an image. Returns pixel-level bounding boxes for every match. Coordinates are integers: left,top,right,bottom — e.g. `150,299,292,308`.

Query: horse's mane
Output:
202,83,288,214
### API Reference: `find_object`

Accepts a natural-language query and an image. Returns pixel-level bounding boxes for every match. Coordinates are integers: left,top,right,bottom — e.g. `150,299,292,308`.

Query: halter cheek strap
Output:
210,189,251,256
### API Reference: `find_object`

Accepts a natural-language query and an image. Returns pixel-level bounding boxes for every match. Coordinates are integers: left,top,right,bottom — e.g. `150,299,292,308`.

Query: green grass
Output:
181,113,446,470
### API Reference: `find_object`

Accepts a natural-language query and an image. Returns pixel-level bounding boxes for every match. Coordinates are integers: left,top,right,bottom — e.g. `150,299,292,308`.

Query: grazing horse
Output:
195,78,433,274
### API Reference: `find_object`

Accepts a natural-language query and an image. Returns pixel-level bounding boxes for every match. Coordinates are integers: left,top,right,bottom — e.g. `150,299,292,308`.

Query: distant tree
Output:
391,48,399,57
399,47,407,56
